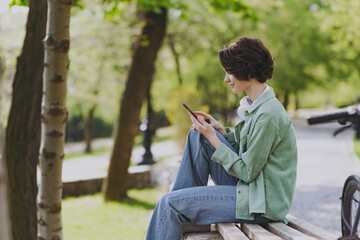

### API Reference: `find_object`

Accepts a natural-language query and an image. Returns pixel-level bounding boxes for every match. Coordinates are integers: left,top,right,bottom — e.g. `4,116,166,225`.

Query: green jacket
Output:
211,88,297,222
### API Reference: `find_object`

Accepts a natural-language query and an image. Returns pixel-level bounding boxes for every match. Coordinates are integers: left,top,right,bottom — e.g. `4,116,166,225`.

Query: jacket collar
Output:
247,87,275,114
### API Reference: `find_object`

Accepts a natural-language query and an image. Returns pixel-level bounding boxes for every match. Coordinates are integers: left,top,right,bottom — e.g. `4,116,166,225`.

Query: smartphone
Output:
182,103,210,123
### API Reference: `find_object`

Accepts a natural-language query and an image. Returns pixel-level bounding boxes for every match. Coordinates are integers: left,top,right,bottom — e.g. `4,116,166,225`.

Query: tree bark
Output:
3,0,47,239
0,56,5,152
0,57,11,240
103,8,167,201
38,0,71,239
84,105,95,153
0,154,11,240
168,33,182,85
282,91,290,110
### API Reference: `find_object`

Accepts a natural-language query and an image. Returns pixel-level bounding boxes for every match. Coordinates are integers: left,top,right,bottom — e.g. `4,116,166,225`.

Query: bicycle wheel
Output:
341,175,360,237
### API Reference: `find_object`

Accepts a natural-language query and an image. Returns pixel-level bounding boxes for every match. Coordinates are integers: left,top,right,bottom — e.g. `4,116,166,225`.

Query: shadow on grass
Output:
120,197,157,210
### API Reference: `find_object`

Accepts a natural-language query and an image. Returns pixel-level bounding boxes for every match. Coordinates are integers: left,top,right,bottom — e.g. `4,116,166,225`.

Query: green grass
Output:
354,138,360,160
64,146,110,160
64,134,172,160
62,188,167,240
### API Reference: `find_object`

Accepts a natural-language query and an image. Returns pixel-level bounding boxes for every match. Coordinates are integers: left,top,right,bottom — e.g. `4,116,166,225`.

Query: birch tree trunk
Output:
0,155,11,240
0,58,10,240
38,0,71,239
4,0,47,239
103,8,167,201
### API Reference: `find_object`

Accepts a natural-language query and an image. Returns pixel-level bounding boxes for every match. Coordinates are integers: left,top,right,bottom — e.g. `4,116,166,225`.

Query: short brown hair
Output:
218,37,274,83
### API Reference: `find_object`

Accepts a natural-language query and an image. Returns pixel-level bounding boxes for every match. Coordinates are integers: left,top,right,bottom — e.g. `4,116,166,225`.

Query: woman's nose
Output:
224,73,230,82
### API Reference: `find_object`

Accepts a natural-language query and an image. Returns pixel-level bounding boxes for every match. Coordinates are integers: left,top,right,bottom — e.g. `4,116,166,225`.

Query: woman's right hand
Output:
192,111,226,135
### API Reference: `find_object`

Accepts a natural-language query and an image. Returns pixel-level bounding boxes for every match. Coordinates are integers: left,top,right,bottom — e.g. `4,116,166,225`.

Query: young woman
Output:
145,37,297,240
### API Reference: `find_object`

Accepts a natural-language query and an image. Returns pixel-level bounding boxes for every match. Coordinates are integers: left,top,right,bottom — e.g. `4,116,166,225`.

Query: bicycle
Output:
307,105,360,240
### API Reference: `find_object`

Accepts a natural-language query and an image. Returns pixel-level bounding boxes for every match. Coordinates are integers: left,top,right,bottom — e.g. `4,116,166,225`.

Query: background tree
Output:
67,2,132,151
3,0,47,239
37,0,71,239
318,0,360,85
103,0,254,201
153,0,256,144
259,0,333,109
0,159,10,240
103,3,168,201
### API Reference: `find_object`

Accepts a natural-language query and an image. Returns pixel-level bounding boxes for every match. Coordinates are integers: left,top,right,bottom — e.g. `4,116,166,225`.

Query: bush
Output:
164,85,209,147
65,115,114,142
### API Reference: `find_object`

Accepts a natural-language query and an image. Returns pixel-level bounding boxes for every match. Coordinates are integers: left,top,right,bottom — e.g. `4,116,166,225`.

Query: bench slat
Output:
266,222,317,240
216,223,250,240
240,223,283,240
182,231,224,240
287,215,338,240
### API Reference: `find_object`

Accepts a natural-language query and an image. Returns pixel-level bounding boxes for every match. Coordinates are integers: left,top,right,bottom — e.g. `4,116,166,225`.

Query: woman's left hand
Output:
189,113,222,149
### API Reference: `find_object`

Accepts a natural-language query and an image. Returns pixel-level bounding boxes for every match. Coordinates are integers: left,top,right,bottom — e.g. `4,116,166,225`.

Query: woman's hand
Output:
192,111,226,135
189,112,222,149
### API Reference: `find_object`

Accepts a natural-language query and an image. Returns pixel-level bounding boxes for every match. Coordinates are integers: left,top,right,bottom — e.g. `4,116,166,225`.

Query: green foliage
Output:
10,0,84,8
298,75,360,109
5,0,360,146
103,0,255,21
209,0,256,20
62,189,166,240
151,0,254,144
103,0,187,17
354,138,360,160
245,0,331,98
65,115,114,142
318,0,360,82
67,1,132,126
9,0,28,7
164,84,210,147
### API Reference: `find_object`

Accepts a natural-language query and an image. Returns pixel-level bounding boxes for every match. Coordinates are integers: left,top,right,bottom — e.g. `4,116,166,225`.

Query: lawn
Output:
62,188,167,240
355,138,360,160
64,132,172,160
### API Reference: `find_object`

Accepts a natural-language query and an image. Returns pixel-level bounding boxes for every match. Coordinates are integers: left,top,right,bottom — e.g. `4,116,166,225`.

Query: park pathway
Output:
289,117,360,236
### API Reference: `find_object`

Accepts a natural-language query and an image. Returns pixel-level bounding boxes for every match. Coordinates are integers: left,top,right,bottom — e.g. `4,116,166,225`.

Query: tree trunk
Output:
168,33,182,85
83,60,102,153
295,94,300,110
84,105,95,153
103,8,167,201
0,57,10,240
38,0,71,239
0,154,11,240
282,91,290,110
3,0,47,239
0,56,5,152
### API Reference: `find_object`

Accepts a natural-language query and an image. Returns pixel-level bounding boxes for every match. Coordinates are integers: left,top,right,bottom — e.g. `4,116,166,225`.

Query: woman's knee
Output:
188,128,209,144
188,128,200,138
158,192,172,209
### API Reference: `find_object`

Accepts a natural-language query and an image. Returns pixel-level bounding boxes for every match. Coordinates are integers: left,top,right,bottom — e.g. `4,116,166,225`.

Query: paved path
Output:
62,118,360,236
289,118,360,236
62,139,182,182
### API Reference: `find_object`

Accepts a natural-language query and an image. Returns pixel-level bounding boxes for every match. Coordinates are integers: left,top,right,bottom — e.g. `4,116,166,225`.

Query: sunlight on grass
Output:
64,134,171,160
354,138,360,160
64,147,110,160
62,188,167,240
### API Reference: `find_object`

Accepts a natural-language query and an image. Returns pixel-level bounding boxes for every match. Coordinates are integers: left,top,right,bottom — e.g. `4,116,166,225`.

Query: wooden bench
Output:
181,215,339,240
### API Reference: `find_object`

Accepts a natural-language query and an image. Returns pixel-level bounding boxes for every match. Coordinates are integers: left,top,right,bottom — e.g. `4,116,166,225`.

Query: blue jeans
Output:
145,129,270,240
